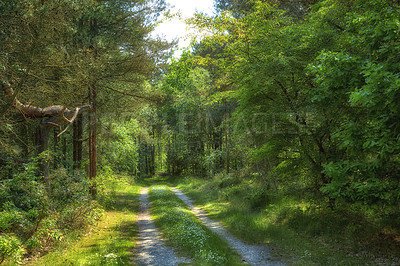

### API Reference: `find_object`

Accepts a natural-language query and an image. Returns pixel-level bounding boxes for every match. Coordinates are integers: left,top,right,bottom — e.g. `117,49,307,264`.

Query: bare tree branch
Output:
2,82,91,136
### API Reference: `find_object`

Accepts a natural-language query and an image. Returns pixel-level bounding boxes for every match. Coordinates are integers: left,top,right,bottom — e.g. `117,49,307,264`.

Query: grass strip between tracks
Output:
149,184,245,265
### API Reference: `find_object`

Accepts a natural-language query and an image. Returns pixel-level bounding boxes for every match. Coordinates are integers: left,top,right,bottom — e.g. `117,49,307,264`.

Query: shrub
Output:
0,233,25,264
0,161,48,215
58,201,102,230
245,188,271,211
215,173,241,188
0,208,24,232
47,168,91,208
0,159,104,258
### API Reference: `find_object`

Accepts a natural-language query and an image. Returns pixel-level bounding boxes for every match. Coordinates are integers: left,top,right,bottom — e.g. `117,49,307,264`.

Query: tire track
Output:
132,187,190,266
170,186,284,266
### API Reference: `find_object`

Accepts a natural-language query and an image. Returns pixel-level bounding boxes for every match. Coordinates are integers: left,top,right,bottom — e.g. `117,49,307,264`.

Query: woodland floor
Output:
28,177,398,265
133,185,284,265
20,175,400,265
169,186,283,265
28,181,285,265
27,182,141,265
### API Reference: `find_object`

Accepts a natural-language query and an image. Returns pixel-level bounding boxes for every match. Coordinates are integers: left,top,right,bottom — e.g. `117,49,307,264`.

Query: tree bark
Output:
73,114,83,170
35,125,49,179
2,82,90,135
224,98,230,174
53,128,59,169
88,84,97,197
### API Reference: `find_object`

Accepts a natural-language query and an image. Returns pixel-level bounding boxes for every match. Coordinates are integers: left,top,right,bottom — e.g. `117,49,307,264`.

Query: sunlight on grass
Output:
28,183,140,266
149,185,244,265
175,176,370,265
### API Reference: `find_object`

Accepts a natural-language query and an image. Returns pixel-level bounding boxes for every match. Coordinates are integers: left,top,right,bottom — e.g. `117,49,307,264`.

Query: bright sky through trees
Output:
152,0,214,56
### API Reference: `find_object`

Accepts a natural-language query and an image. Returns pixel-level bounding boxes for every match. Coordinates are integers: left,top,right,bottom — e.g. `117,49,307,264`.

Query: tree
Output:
2,81,90,177
214,0,321,19
309,0,400,206
0,0,171,189
190,1,344,189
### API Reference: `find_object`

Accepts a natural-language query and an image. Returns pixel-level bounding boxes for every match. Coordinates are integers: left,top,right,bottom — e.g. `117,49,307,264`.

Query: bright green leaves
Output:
155,0,400,210
308,51,363,105
308,0,400,205
347,1,400,59
322,160,398,205
104,119,140,174
161,52,195,95
0,233,25,264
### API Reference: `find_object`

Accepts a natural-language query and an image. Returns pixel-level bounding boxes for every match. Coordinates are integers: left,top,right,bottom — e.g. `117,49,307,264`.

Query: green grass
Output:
173,175,400,265
27,180,141,266
148,184,245,265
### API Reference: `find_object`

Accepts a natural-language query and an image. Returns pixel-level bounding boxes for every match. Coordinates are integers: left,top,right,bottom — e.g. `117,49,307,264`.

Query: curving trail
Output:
170,187,284,266
132,187,190,266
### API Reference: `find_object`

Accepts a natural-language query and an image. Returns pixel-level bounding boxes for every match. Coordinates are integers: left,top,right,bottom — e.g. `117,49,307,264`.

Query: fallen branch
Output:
2,81,91,136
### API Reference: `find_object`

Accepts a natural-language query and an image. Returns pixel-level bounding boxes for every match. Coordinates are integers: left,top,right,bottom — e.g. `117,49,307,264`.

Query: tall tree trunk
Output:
225,124,230,174
53,128,59,169
224,98,230,174
88,15,98,197
73,115,83,170
152,144,155,175
62,136,67,167
89,84,97,197
35,125,49,179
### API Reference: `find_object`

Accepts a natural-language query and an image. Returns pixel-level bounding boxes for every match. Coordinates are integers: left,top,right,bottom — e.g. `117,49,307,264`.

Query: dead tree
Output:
3,81,90,134
2,81,90,177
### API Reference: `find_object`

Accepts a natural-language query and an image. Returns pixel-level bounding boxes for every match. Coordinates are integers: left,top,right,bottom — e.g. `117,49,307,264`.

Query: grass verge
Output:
148,184,245,265
27,179,140,266
173,175,400,265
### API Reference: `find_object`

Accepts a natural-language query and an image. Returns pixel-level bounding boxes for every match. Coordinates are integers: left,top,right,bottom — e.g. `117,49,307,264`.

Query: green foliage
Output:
31,179,140,266
0,0,169,262
175,175,400,264
0,159,103,260
0,233,25,264
0,161,48,233
96,166,137,210
308,0,400,206
47,168,91,207
102,119,140,174
180,0,400,213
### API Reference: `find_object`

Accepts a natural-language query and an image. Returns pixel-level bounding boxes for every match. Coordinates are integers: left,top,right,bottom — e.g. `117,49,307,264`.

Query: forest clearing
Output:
1,0,400,265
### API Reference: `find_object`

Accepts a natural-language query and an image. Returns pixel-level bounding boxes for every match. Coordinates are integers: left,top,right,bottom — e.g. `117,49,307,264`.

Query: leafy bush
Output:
0,158,104,259
102,119,140,174
0,208,24,232
215,173,241,188
244,188,271,211
96,166,134,210
0,161,48,215
0,233,25,264
47,168,91,208
57,201,102,230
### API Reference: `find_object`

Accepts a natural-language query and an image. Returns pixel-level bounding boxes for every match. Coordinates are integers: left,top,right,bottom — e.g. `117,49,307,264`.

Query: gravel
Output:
170,187,284,266
132,187,190,266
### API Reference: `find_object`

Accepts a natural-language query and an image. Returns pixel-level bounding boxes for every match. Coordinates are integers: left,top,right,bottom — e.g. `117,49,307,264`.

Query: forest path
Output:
170,187,283,266
132,187,190,265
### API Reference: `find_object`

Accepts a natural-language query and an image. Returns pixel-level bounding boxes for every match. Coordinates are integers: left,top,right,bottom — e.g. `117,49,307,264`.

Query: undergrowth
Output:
27,170,140,265
174,174,400,265
149,184,244,265
0,159,102,265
